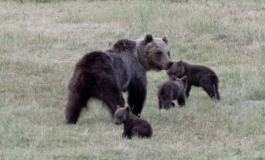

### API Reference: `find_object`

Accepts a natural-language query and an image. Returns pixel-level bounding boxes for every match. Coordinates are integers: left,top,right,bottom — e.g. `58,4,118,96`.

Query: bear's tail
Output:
209,73,220,100
213,84,220,100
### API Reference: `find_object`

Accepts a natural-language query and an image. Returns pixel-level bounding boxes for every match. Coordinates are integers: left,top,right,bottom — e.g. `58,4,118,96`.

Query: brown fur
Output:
114,106,153,139
166,60,220,100
112,39,136,53
65,34,173,124
157,76,187,109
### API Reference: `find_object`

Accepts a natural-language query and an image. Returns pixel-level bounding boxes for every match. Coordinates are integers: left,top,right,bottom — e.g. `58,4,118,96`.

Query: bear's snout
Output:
114,120,120,125
166,61,173,69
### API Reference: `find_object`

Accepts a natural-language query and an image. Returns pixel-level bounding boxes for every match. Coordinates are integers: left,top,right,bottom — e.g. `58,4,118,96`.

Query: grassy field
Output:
0,0,265,159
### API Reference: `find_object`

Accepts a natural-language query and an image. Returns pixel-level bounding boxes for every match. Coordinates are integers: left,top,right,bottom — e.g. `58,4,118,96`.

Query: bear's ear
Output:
180,76,187,83
170,75,177,81
117,105,121,109
178,60,183,66
162,35,168,44
144,34,153,44
125,106,131,114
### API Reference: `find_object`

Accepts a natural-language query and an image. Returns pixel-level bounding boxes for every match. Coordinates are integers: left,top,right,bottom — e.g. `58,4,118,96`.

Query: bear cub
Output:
166,60,220,100
157,76,187,109
114,105,153,139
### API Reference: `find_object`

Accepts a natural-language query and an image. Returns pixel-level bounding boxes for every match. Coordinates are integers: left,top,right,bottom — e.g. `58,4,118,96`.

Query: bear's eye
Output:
157,52,163,57
174,73,179,77
118,115,123,119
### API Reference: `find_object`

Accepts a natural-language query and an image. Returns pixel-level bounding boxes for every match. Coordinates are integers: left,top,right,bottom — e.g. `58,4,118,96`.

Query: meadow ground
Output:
0,0,265,159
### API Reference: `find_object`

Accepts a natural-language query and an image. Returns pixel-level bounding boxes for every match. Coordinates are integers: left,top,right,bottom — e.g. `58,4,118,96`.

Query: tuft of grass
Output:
185,11,223,34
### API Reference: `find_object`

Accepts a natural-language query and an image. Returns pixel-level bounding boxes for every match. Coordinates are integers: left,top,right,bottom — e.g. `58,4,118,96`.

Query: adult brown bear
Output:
66,34,172,124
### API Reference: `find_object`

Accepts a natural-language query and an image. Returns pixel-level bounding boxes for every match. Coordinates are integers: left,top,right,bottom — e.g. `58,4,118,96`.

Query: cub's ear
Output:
125,106,131,113
144,34,153,44
180,76,187,83
170,75,177,81
117,105,121,109
157,85,161,89
162,35,168,44
177,60,183,66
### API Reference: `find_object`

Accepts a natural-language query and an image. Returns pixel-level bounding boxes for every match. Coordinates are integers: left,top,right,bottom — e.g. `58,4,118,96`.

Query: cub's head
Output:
166,60,185,78
143,34,173,71
114,105,131,125
170,75,187,89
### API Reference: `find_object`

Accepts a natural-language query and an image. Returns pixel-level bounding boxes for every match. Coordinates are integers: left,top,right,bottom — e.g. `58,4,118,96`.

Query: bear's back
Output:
104,39,144,92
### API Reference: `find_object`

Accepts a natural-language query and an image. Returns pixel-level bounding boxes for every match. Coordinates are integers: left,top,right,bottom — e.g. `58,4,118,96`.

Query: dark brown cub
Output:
114,105,153,139
157,76,187,110
166,60,220,100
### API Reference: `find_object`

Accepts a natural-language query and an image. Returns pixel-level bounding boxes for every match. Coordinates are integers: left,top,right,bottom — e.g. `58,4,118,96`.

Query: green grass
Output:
0,0,265,159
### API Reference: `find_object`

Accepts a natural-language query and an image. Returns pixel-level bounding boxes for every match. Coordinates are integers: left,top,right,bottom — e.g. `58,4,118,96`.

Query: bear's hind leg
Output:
177,95,185,107
216,90,220,100
65,92,90,124
103,95,124,116
202,84,216,99
158,98,163,109
94,83,125,116
186,84,192,98
213,83,220,100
